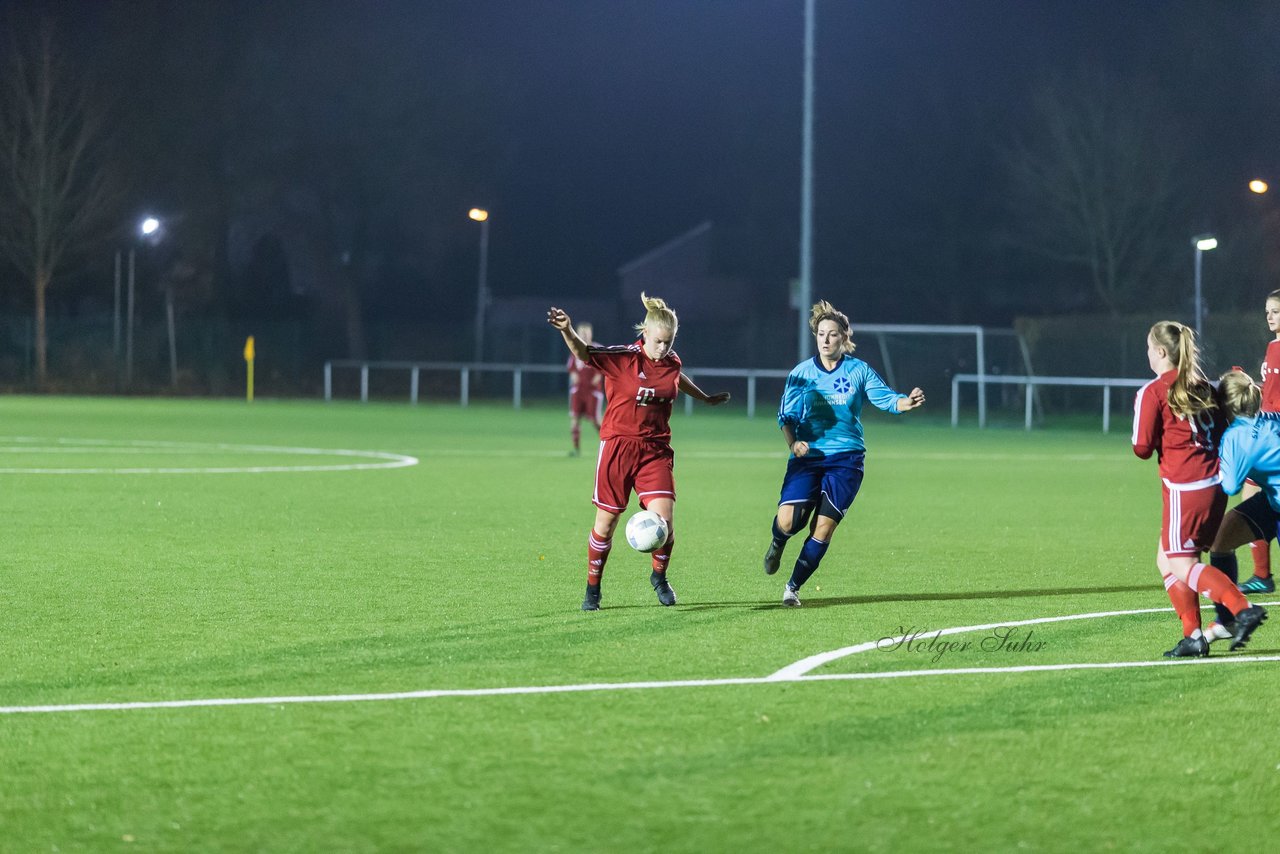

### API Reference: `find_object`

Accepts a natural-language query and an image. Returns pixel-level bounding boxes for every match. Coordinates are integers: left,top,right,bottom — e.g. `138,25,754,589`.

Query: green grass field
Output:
2,396,1277,852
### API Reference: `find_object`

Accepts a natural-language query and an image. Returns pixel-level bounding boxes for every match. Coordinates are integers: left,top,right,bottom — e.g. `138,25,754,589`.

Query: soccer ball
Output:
624,509,669,553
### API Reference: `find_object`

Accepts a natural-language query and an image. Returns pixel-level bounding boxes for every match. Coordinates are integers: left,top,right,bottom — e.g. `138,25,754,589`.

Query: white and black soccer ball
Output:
624,509,669,553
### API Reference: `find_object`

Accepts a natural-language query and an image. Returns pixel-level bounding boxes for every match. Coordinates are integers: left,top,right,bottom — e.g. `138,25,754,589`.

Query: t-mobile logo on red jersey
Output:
636,386,657,405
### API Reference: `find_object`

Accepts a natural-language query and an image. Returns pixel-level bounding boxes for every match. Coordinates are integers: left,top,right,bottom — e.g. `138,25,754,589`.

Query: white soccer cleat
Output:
1204,622,1234,643
782,585,801,607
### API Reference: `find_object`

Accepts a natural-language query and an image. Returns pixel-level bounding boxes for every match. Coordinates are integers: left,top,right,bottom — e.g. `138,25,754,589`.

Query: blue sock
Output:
771,517,790,546
1209,551,1238,625
788,537,829,591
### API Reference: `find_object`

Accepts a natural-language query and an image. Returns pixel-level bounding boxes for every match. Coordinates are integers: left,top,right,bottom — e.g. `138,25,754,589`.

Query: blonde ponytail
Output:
1149,321,1215,417
1218,369,1261,421
633,292,679,336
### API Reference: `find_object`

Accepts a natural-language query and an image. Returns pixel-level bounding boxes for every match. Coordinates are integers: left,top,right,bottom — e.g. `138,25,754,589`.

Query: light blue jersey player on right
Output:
763,300,926,606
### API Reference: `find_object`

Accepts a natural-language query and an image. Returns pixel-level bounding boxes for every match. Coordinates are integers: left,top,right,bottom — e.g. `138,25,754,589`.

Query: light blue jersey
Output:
1219,413,1280,511
777,355,906,456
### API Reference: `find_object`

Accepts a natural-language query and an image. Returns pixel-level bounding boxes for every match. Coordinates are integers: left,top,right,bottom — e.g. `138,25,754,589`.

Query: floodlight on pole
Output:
796,0,815,362
1191,233,1218,336
1249,179,1269,195
140,216,161,237
470,209,491,363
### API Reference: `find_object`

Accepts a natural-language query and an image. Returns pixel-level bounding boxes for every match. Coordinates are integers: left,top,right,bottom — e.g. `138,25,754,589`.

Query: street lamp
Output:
118,215,161,389
1249,179,1269,195
1192,234,1218,336
796,0,815,362
469,208,490,364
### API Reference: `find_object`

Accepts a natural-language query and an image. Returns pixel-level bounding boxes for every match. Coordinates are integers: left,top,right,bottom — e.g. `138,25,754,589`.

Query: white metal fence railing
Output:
325,361,1147,431
950,373,1146,431
322,360,792,418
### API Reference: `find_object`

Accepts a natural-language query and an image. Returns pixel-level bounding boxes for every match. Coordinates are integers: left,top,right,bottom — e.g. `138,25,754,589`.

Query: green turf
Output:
2,396,1277,851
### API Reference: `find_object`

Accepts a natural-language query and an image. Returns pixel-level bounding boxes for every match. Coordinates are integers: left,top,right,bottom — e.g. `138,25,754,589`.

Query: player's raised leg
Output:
765,500,813,576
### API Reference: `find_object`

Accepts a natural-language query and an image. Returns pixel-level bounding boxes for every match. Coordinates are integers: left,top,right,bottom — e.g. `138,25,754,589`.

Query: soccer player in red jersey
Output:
547,294,731,611
566,322,604,457
1132,321,1267,657
1231,290,1280,595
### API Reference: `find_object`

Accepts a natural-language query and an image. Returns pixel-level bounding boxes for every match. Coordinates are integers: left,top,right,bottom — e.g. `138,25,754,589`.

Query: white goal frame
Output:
951,373,1146,432
850,324,991,424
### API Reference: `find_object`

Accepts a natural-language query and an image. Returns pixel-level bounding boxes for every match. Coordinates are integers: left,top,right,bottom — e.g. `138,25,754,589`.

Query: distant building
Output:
616,221,761,367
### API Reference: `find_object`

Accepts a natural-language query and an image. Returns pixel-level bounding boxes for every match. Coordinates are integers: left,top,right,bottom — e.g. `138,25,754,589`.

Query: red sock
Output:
1187,562,1249,614
587,529,612,586
651,529,674,575
1249,539,1272,579
1163,573,1201,636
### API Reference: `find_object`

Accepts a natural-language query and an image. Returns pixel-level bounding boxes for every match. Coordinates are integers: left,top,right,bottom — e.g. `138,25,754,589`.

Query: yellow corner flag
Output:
244,336,255,402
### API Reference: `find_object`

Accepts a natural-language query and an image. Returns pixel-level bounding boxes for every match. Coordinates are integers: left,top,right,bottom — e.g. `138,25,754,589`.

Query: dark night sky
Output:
468,0,1278,317
3,0,1278,328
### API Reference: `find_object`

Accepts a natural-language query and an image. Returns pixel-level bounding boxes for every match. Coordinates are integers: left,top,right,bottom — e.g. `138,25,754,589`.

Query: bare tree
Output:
1004,71,1190,314
0,23,118,386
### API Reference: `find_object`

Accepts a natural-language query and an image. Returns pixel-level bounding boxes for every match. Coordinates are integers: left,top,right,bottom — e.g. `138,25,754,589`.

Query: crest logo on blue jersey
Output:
833,377,851,394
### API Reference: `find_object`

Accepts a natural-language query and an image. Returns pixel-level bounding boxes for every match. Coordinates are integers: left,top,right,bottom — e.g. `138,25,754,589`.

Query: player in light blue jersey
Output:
1205,369,1278,642
763,300,926,606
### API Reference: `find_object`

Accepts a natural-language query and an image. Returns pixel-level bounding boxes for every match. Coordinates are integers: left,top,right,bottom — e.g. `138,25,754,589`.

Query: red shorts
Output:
1161,480,1226,557
592,437,675,513
570,390,602,420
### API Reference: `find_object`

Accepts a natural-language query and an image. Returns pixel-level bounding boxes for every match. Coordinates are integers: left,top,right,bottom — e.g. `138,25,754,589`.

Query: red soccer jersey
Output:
587,342,682,442
567,354,602,401
1260,339,1280,412
1132,369,1224,484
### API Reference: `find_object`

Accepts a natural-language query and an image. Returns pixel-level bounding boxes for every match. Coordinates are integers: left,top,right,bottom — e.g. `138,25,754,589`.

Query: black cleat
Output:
582,584,601,611
763,540,783,575
651,571,677,606
1229,605,1268,651
1162,635,1209,658
1239,574,1276,594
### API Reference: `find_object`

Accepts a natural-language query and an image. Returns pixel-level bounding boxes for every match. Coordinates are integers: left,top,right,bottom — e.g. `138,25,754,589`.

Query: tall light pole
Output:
139,215,179,388
797,0,816,361
1192,234,1217,337
469,208,490,364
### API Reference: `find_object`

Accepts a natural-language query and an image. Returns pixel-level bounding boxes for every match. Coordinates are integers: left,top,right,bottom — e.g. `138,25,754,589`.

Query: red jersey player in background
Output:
1132,320,1267,657
547,294,730,611
1232,289,1280,595
566,322,604,456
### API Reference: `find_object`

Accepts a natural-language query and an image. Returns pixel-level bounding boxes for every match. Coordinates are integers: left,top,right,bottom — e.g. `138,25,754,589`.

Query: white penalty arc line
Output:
767,598,1278,680
3,603,1276,716
768,606,1174,680
0,437,418,474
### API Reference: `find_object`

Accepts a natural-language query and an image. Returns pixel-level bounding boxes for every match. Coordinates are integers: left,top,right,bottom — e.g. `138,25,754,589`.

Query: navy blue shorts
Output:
1232,490,1280,542
777,450,865,520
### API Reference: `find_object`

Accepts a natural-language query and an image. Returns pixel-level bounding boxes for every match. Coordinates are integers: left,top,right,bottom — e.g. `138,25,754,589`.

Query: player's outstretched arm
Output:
679,373,731,406
895,387,926,412
547,307,589,361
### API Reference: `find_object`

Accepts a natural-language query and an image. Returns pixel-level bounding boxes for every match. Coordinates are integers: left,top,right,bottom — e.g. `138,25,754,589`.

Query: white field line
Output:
3,603,1275,716
4,656,1279,716
767,606,1171,680
0,437,417,474
423,448,1123,462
